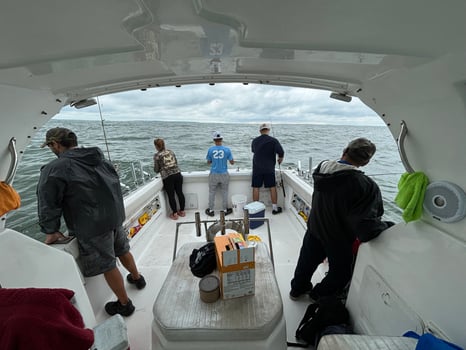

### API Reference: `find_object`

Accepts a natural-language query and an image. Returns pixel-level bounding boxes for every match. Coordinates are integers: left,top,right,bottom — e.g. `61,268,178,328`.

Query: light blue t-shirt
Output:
206,145,233,174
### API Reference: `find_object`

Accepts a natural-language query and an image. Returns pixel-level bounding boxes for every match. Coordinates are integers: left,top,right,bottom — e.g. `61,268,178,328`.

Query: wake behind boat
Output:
1,1,466,349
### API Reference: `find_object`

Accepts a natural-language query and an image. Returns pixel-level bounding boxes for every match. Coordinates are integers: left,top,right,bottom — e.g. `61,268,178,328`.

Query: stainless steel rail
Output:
397,120,415,173
172,210,275,266
5,137,18,184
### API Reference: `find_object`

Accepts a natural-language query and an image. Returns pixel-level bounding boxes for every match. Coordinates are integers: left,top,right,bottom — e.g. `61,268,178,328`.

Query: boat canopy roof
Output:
1,1,466,219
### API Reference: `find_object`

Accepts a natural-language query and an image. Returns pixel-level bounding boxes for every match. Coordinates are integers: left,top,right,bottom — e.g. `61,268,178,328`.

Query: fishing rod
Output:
269,120,286,198
278,162,286,198
97,96,112,162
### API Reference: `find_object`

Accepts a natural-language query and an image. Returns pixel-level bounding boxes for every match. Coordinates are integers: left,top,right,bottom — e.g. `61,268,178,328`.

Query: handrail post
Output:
397,120,415,173
5,137,18,184
130,162,138,186
139,161,145,184
195,212,201,237
220,210,226,235
243,209,250,237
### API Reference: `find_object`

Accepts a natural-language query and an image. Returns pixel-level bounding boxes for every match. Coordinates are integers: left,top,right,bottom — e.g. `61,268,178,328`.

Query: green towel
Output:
395,172,429,223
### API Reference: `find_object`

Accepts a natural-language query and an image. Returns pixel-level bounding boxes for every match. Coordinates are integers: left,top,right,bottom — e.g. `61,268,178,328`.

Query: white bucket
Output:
231,194,247,216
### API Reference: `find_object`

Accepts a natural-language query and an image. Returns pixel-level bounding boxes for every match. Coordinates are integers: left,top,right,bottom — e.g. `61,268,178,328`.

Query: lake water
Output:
5,119,404,241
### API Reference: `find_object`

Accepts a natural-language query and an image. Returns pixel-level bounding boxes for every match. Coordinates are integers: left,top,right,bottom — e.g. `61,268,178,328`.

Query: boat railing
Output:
289,157,404,223
292,156,405,183
114,160,156,196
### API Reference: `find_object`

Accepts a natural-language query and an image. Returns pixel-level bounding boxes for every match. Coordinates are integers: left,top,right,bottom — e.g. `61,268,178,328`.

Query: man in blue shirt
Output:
205,131,235,216
251,122,285,214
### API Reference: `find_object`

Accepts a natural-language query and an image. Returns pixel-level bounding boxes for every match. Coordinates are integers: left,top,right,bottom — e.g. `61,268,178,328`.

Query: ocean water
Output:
5,119,404,241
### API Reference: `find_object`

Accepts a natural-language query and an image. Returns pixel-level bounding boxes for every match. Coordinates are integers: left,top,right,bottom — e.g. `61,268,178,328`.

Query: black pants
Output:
291,229,354,298
163,172,185,213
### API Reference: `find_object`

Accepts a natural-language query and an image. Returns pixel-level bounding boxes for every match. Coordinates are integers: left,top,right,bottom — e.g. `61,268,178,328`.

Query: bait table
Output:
152,241,286,350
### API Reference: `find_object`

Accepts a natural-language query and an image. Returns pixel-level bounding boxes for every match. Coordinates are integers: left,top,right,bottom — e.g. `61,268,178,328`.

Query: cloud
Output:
55,84,384,126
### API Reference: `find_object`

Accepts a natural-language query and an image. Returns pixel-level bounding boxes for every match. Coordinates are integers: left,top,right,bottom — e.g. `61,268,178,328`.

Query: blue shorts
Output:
252,172,276,188
77,226,130,277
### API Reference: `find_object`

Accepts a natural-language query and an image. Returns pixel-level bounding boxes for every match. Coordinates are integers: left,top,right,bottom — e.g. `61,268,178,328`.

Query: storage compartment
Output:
245,201,266,229
348,266,424,336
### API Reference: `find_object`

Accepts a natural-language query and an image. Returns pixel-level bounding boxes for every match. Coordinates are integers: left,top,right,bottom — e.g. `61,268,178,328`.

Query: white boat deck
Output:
91,206,328,350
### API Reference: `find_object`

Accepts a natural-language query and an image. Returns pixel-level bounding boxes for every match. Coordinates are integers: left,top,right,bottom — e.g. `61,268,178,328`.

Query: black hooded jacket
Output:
308,160,393,245
37,147,125,238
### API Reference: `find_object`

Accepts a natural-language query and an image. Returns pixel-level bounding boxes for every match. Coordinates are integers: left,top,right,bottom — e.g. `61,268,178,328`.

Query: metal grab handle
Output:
5,137,18,184
397,120,415,173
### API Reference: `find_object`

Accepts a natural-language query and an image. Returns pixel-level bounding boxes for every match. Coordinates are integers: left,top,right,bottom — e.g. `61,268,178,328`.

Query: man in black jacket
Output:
290,138,394,301
37,127,146,316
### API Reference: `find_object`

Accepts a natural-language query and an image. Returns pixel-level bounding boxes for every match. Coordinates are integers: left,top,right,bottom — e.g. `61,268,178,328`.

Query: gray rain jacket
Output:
37,147,125,238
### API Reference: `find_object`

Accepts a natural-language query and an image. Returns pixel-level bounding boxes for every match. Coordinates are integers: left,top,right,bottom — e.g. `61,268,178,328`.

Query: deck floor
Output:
93,207,327,350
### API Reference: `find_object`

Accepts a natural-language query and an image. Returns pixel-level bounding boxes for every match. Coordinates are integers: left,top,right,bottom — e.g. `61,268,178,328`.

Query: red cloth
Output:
352,238,361,255
0,288,94,350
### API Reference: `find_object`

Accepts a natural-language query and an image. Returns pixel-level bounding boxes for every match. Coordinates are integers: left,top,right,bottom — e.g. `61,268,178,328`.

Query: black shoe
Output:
289,283,313,301
205,208,214,217
105,299,135,317
272,207,282,215
127,274,146,290
224,208,233,216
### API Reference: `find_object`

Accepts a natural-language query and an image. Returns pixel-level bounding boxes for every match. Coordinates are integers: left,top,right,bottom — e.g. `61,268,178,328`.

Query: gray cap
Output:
41,127,76,147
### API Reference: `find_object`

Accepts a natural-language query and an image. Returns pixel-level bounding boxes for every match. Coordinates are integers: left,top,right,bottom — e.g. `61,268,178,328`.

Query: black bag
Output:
189,242,217,278
289,296,350,347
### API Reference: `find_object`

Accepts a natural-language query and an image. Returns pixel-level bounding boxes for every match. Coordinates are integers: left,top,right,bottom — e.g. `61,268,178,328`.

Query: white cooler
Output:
244,201,266,229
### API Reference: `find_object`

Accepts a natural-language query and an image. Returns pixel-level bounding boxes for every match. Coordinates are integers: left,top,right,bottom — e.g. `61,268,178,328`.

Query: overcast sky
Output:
56,83,384,126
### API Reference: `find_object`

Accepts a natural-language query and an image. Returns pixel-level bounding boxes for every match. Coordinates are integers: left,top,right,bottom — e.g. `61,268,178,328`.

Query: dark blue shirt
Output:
251,134,284,174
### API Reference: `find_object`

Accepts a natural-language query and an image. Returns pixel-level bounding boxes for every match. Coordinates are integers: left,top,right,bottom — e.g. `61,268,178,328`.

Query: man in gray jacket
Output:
37,127,145,317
